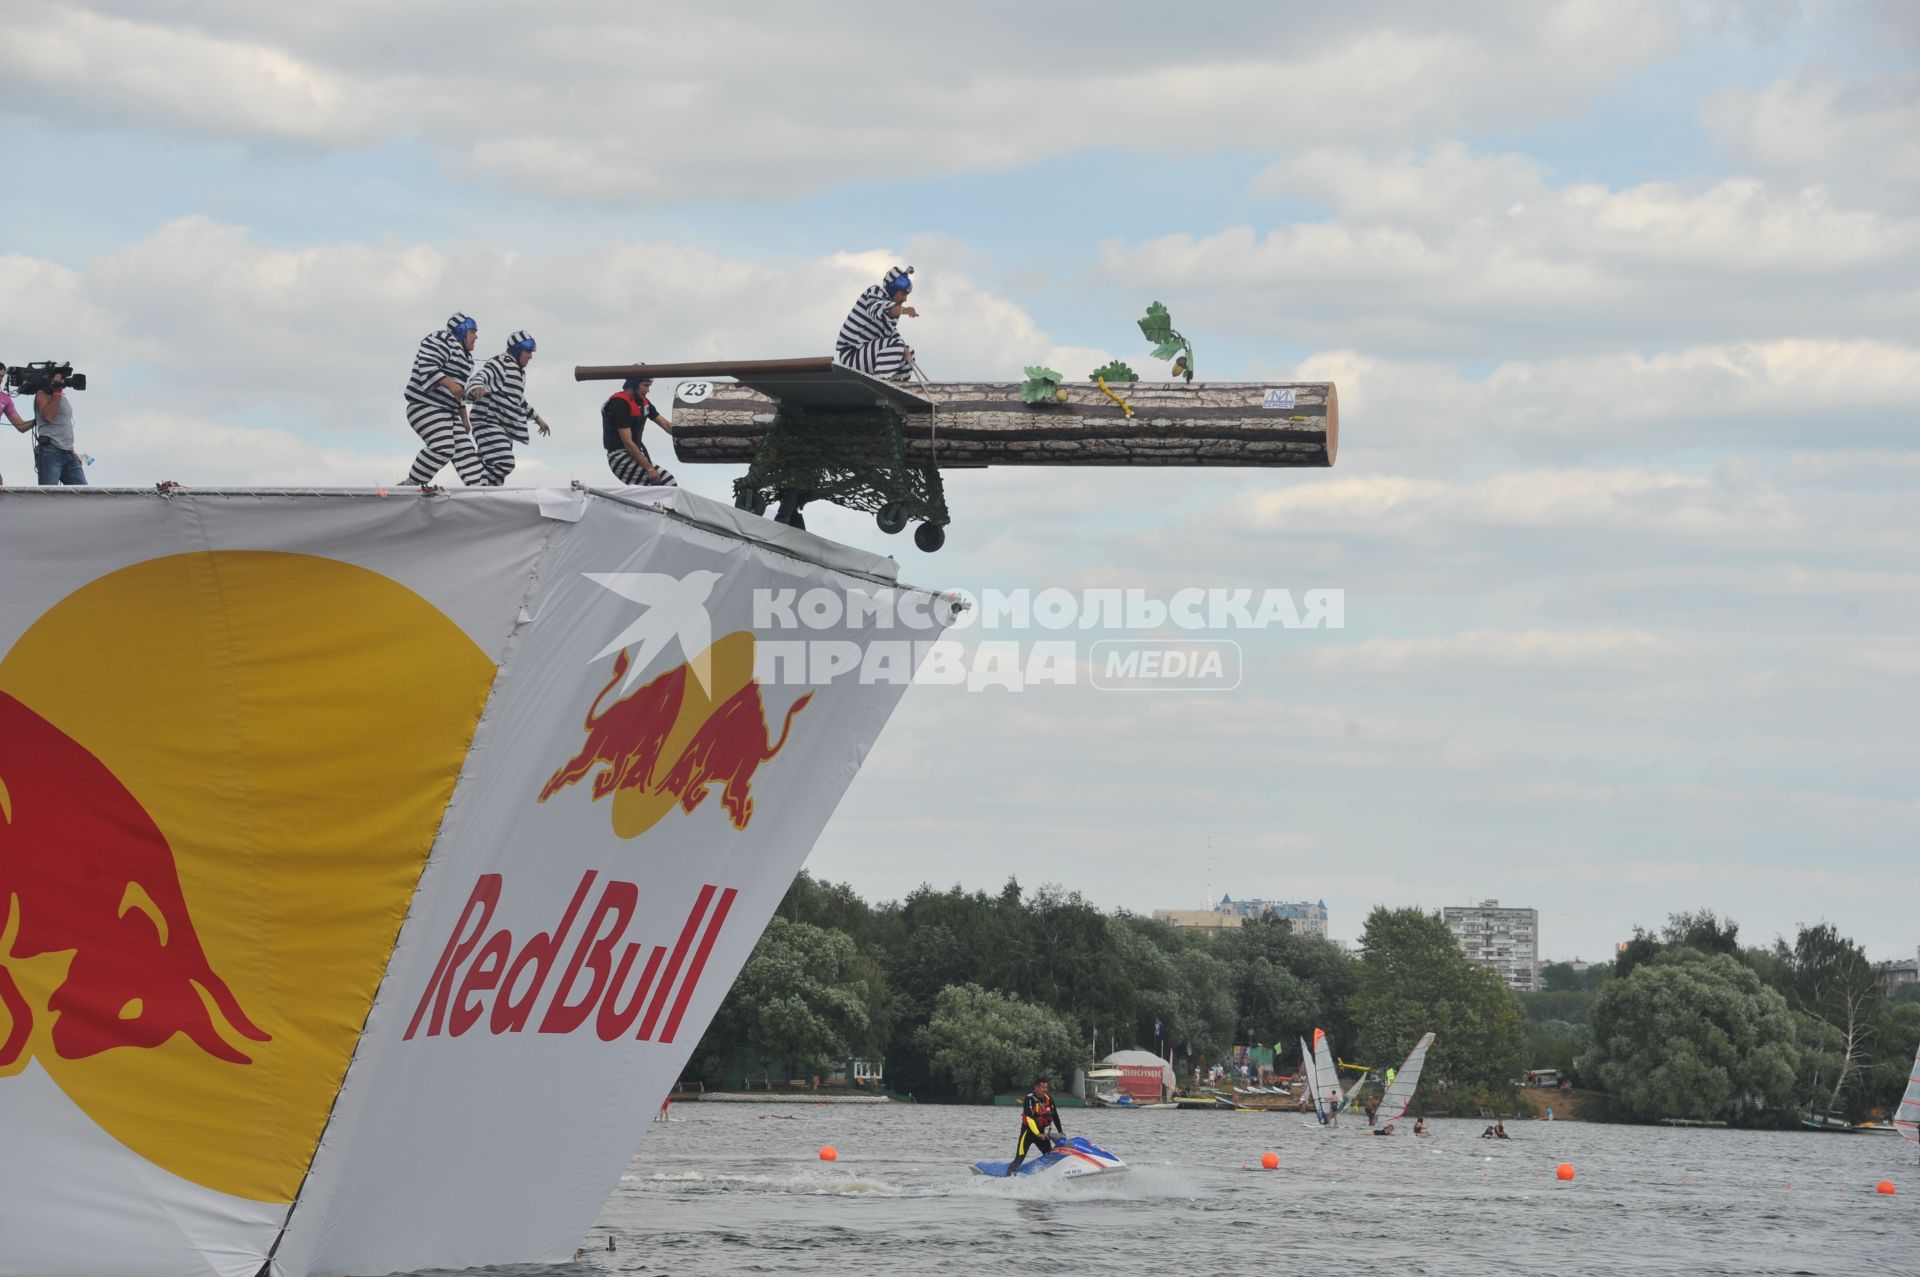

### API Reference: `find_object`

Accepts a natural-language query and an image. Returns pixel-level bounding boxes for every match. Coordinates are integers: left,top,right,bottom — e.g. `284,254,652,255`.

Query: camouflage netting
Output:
731,403,949,525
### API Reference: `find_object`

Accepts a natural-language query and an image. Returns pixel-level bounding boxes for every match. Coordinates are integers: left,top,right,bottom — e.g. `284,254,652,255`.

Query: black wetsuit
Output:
1006,1090,1064,1175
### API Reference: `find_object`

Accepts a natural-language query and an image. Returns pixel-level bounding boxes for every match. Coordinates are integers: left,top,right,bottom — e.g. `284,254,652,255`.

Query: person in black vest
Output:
602,374,676,486
1005,1076,1065,1175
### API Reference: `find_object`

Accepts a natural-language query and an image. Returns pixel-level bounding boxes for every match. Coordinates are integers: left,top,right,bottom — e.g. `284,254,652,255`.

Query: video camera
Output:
5,362,87,395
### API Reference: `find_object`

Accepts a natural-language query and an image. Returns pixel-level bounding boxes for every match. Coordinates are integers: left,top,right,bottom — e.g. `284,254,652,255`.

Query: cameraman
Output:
25,368,85,486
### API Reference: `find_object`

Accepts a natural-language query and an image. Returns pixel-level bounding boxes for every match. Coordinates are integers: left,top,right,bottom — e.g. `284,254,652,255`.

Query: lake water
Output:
501,1103,1913,1276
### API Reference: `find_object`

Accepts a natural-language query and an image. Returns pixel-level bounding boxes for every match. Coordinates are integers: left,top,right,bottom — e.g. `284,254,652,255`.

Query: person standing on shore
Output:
467,330,550,485
404,312,487,487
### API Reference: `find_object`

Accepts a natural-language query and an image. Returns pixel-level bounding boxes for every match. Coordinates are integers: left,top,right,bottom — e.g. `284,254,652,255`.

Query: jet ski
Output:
971,1136,1128,1179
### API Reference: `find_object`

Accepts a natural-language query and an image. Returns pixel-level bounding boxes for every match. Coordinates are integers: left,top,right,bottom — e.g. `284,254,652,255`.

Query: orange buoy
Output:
1876,1180,1896,1195
1261,1152,1279,1171
819,1146,838,1162
1556,1163,1575,1181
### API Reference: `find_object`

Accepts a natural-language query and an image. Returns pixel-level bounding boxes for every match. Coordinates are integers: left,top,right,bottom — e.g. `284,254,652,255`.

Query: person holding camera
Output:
403,312,488,487
466,330,549,486
23,368,86,486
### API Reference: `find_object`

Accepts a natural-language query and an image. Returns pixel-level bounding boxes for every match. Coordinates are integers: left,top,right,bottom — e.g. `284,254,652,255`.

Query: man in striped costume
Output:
602,374,675,487
403,312,487,486
466,329,550,485
834,266,918,381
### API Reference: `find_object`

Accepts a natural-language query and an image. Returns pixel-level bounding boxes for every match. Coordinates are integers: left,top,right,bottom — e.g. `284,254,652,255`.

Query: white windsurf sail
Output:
1300,1037,1321,1115
1374,1033,1436,1122
1896,1038,1920,1146
1312,1028,1343,1110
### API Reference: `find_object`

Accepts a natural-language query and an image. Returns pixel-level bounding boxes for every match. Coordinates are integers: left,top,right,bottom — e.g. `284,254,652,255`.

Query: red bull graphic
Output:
403,871,737,1045
0,493,941,1277
0,547,500,1207
0,691,268,1070
540,632,811,836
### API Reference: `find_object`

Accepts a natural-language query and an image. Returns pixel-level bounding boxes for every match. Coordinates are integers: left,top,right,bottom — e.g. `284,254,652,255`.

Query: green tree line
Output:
691,881,1918,1127
1525,910,1920,1125
689,875,1522,1111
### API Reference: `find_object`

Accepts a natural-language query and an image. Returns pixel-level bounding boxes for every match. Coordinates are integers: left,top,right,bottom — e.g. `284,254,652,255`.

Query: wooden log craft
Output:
668,379,1339,468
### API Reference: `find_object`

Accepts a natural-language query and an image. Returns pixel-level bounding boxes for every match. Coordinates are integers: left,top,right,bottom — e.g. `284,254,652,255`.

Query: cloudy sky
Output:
4,0,1915,962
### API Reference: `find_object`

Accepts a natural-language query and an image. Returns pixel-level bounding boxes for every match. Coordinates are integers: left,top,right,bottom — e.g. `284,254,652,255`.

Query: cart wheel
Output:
772,490,807,529
877,503,908,535
914,522,945,553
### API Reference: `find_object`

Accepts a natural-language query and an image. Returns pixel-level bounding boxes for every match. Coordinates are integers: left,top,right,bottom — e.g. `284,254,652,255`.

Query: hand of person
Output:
536,417,551,437
645,467,665,484
902,306,918,318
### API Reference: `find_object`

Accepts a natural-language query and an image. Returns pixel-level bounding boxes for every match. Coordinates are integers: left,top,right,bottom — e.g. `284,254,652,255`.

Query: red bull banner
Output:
0,487,940,1277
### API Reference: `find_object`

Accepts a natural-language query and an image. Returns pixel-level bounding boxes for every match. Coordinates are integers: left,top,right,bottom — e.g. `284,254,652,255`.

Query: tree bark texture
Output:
668,380,1339,468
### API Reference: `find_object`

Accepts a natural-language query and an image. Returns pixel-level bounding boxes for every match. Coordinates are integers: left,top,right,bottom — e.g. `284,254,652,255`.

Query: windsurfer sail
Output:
1372,1033,1436,1123
1895,1038,1919,1149
1315,1029,1345,1109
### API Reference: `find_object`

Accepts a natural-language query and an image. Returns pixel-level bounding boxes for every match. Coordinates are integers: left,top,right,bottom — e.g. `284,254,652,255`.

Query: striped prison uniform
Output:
602,391,676,487
467,352,539,486
403,330,485,485
834,284,912,381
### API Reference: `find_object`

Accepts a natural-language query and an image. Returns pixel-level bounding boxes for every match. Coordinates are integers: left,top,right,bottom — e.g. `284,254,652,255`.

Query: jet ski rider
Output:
1005,1076,1066,1175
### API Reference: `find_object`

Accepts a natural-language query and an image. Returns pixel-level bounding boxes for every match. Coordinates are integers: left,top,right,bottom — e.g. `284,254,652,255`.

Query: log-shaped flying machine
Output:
574,357,1338,553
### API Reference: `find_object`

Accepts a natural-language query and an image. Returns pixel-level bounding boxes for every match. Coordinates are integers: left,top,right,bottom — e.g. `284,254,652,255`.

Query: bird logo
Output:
585,571,724,693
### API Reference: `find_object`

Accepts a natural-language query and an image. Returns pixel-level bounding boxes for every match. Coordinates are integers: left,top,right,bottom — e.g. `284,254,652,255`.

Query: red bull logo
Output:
0,548,500,1204
540,631,811,837
403,871,736,1045
0,691,268,1070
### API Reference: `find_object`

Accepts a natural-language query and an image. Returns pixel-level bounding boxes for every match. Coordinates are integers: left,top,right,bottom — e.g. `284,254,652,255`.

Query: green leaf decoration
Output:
1149,338,1185,361
1089,360,1138,382
1138,301,1175,344
1020,366,1065,404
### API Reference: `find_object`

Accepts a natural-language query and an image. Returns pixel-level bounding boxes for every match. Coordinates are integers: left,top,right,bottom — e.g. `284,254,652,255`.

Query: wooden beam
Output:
574,357,837,382
669,380,1339,468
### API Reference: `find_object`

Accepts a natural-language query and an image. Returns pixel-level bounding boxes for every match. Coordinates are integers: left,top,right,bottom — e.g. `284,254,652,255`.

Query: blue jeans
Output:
34,441,87,486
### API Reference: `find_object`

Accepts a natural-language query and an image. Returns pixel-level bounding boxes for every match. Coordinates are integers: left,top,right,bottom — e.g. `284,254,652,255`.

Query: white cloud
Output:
1,6,383,147
1275,339,1920,464
1705,67,1920,212
0,1,1683,200
1306,628,1673,675
1105,145,1920,355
